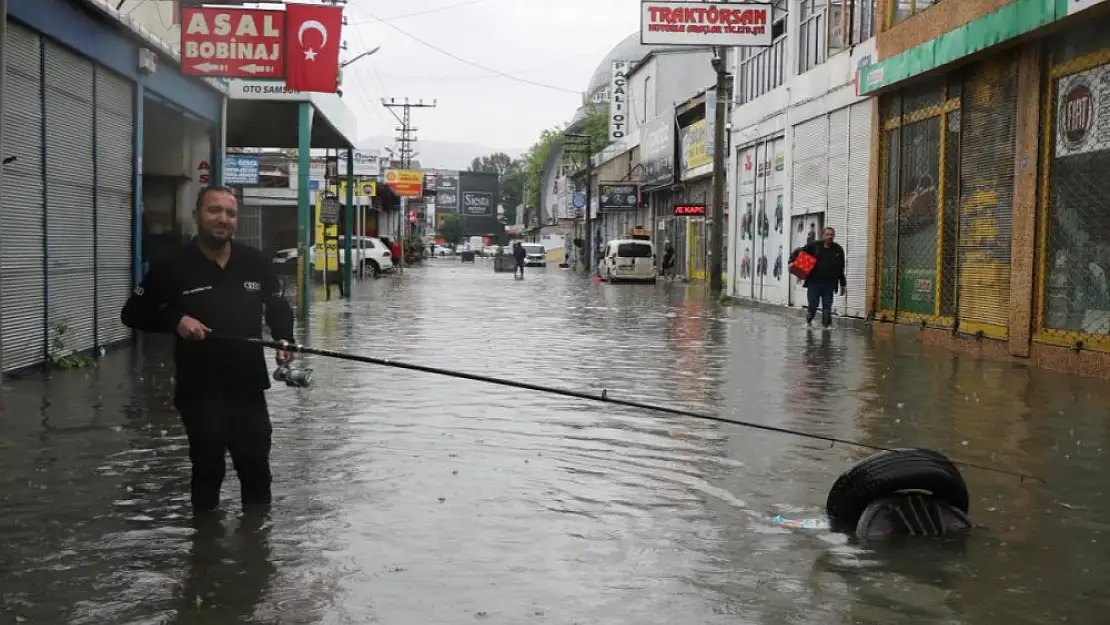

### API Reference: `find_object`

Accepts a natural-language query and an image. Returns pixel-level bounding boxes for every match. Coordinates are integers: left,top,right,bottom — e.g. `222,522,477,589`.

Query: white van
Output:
600,239,656,282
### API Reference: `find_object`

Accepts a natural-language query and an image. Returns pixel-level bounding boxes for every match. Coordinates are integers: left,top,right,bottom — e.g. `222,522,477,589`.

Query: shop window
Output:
877,80,952,320
888,0,941,27
798,0,876,74
1041,56,1110,341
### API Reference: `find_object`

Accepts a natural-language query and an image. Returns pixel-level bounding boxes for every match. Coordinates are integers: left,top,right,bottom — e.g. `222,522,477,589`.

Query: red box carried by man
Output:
788,249,817,280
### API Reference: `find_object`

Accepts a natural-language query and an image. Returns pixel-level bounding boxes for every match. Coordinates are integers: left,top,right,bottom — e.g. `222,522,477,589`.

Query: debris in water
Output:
452,470,458,476
438,497,446,503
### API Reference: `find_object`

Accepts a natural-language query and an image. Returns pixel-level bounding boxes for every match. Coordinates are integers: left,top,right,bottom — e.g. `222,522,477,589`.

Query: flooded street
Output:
3,260,1110,624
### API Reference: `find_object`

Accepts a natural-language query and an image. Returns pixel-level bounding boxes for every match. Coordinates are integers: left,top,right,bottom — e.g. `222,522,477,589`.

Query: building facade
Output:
1,0,226,373
726,0,876,315
857,0,1110,375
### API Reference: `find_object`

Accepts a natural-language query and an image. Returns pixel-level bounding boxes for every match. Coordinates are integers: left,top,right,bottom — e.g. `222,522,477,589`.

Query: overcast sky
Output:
341,0,640,152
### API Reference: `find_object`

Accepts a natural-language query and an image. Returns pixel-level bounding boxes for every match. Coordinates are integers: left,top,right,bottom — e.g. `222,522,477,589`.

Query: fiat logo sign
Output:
1061,82,1093,148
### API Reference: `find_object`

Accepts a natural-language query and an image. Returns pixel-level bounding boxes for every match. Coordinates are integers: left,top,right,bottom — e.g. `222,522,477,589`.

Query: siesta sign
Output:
180,8,285,78
462,191,493,216
673,203,706,216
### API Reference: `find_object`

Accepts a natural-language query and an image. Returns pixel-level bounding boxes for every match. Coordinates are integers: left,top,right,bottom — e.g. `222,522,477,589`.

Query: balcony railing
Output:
737,35,787,105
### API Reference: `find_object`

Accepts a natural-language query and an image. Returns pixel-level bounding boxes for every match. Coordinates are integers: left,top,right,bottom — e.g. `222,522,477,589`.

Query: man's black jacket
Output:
121,240,295,394
790,241,847,290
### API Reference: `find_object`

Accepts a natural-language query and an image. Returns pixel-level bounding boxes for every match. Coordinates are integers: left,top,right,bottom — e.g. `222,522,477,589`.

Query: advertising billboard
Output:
457,171,500,236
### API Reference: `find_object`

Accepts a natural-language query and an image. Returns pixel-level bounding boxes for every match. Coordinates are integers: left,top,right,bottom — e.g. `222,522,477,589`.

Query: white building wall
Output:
727,6,877,315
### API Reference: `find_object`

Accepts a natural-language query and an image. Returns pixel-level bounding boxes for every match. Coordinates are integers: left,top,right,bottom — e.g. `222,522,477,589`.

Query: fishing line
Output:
215,335,1044,483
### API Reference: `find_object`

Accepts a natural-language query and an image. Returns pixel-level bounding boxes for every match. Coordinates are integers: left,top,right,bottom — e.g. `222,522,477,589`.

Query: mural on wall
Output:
758,139,786,294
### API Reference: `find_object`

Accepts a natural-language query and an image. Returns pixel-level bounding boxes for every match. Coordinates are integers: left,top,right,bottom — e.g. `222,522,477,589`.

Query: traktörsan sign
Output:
461,191,493,216
610,60,629,142
639,1,772,47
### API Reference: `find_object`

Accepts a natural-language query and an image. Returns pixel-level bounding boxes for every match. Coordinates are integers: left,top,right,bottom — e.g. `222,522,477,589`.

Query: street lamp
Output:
342,46,380,69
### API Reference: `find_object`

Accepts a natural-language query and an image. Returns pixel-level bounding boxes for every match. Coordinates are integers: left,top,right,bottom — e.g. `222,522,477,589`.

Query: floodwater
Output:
2,258,1109,625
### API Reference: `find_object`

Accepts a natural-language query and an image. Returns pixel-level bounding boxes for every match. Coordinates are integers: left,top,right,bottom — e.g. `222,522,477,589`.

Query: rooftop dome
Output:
570,32,665,126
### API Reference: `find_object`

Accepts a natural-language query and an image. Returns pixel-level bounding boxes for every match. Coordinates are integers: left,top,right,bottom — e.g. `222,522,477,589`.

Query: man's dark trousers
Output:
175,390,273,511
806,283,836,327
515,260,524,278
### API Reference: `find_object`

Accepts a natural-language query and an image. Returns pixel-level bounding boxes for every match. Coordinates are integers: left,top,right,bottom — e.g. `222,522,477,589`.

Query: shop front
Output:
856,0,1110,374
791,103,872,318
1,0,225,373
639,113,678,273
733,136,787,303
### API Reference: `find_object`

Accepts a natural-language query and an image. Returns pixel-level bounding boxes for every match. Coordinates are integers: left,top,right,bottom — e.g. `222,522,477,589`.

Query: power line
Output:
350,5,581,95
349,0,494,25
382,98,437,169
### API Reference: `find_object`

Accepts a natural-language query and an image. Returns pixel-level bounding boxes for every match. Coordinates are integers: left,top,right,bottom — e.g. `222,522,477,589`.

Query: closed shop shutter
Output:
827,107,850,274
238,204,263,250
957,54,1018,336
791,116,828,216
845,102,872,318
44,40,97,355
1,23,46,371
94,67,134,347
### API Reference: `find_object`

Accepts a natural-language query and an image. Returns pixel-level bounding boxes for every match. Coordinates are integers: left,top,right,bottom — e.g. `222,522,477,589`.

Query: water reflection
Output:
172,511,276,625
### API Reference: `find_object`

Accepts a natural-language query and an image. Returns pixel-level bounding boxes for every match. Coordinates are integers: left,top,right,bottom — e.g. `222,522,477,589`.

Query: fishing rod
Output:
215,335,1044,483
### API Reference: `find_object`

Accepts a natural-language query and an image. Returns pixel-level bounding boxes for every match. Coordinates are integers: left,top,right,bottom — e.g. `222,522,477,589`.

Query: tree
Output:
438,213,465,245
521,104,609,215
469,151,525,222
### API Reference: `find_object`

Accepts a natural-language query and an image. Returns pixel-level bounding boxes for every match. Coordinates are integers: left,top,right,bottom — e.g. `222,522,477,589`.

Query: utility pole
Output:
382,98,436,272
708,47,730,295
564,132,594,273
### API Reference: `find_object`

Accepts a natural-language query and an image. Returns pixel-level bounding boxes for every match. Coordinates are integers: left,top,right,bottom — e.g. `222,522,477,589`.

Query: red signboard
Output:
674,204,706,216
180,7,285,78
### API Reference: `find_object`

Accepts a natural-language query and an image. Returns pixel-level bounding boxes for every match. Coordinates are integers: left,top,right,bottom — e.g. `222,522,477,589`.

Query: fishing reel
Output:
273,363,313,388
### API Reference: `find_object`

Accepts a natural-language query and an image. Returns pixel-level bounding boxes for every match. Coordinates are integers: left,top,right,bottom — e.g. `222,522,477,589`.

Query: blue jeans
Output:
806,283,835,327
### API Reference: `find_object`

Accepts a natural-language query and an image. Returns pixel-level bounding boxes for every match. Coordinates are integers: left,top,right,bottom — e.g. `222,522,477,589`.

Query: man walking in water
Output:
512,241,526,278
790,226,846,329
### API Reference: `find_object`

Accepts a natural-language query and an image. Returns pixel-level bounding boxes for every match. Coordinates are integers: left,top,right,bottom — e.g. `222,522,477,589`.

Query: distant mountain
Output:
359,136,525,171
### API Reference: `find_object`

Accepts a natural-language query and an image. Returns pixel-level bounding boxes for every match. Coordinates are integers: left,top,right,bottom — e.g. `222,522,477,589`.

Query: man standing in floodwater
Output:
512,241,526,278
121,186,295,513
791,226,846,329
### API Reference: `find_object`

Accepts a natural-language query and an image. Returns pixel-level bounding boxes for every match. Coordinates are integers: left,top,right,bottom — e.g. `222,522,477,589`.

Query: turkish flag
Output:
284,3,344,93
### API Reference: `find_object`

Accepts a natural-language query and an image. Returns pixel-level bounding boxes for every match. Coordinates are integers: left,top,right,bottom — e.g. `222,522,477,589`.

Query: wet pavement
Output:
2,258,1110,624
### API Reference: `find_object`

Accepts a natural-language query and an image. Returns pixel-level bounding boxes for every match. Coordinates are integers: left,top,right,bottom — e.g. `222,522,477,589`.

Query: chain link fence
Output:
877,56,1019,337
1039,47,1110,347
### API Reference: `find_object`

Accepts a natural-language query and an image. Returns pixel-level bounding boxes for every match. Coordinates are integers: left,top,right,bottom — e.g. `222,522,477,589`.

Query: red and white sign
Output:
284,3,344,93
640,1,772,47
1055,63,1110,158
180,7,285,78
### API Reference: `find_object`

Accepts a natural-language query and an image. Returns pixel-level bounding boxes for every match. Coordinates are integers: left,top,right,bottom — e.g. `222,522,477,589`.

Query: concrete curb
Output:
720,295,872,331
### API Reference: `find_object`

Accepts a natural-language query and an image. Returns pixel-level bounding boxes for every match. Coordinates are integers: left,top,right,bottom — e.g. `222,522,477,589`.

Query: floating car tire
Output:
825,447,969,532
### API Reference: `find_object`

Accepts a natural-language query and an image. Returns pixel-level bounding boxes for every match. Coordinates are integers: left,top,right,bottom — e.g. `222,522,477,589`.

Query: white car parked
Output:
271,235,394,277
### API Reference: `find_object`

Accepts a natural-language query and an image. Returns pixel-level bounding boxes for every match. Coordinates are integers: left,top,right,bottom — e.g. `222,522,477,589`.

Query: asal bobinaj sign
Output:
640,1,772,47
180,8,285,78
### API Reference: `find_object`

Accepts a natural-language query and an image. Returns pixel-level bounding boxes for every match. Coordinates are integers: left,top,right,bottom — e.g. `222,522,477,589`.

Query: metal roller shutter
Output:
238,204,263,250
957,54,1018,336
845,102,872,319
94,67,134,347
44,40,97,355
1,23,46,371
827,107,850,304
791,116,828,217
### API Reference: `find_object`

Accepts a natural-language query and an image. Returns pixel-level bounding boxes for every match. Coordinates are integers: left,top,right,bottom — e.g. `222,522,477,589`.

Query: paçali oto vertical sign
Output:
610,60,629,143
180,7,285,78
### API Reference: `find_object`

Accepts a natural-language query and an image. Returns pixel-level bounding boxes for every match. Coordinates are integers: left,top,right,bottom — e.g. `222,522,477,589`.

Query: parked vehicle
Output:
271,235,394,277
599,239,656,283
522,243,546,267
